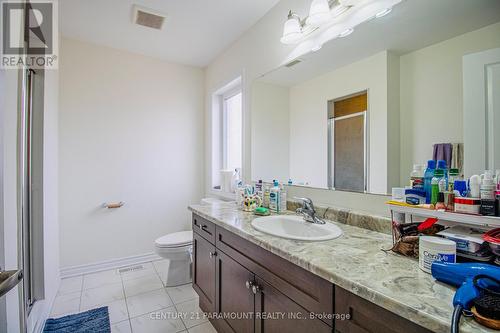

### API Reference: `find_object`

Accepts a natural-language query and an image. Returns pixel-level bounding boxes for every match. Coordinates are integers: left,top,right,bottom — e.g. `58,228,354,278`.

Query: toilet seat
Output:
155,231,192,248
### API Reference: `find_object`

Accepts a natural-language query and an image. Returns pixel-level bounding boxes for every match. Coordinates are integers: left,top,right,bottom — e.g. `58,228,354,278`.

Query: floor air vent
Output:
132,5,167,30
118,265,144,274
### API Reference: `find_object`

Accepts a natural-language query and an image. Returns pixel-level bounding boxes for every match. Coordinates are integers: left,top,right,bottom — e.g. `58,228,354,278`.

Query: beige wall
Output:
251,82,290,183
59,38,205,267
289,51,391,194
399,22,500,184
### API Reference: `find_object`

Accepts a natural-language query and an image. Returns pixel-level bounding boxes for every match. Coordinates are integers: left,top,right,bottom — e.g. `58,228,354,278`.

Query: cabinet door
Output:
335,287,432,333
193,232,216,313
254,277,332,333
216,250,255,333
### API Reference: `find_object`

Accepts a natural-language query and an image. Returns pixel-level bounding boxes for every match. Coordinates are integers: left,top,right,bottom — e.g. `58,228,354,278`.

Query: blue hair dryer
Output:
431,261,500,333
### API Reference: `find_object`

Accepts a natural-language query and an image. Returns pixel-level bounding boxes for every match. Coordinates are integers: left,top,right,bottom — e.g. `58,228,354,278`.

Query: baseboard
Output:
60,252,162,278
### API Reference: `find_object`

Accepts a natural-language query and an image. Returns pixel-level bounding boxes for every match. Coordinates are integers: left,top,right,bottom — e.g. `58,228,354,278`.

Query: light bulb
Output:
306,0,331,27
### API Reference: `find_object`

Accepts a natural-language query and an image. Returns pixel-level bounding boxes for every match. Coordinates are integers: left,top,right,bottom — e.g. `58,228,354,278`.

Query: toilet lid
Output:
155,231,193,248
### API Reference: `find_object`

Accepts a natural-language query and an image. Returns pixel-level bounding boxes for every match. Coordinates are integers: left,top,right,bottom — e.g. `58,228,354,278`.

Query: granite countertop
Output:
188,202,495,333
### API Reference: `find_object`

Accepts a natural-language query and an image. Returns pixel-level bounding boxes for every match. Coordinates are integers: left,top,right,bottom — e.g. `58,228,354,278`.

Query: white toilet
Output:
154,230,193,286
154,198,225,286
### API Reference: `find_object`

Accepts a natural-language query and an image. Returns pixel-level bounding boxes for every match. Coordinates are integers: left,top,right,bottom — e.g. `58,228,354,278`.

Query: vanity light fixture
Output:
306,0,331,27
280,0,402,47
375,7,392,18
280,11,303,44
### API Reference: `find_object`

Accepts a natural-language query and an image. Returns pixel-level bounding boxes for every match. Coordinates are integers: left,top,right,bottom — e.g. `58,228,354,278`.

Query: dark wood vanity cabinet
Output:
192,213,430,333
215,250,255,333
192,231,216,313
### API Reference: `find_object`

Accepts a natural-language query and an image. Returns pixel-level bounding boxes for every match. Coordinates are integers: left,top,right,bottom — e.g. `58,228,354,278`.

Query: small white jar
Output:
419,236,456,273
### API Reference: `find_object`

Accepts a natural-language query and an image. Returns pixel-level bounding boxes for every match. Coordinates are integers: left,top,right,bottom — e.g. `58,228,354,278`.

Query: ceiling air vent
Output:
132,5,167,30
285,59,302,68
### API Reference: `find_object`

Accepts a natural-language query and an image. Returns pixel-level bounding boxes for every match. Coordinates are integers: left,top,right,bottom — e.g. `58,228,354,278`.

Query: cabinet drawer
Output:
335,287,432,333
193,214,216,244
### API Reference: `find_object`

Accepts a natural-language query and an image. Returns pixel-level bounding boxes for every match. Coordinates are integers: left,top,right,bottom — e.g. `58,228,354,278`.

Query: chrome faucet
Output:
294,197,325,224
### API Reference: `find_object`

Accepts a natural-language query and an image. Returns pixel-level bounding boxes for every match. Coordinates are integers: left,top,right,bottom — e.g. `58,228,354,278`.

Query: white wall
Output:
251,81,290,183
289,51,390,193
59,38,204,268
399,22,500,184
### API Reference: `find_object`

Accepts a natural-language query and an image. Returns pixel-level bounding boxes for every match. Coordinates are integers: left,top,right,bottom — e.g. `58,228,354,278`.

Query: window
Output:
223,91,242,172
328,91,368,192
211,77,243,192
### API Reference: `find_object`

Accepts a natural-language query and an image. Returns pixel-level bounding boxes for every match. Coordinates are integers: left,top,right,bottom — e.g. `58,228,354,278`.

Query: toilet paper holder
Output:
102,201,125,209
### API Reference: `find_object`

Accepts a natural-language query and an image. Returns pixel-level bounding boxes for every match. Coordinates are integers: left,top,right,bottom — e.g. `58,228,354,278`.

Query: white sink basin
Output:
251,215,343,241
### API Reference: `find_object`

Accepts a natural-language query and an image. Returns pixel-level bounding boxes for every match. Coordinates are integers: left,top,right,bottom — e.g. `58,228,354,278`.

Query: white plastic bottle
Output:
269,180,281,213
279,184,287,212
230,168,241,193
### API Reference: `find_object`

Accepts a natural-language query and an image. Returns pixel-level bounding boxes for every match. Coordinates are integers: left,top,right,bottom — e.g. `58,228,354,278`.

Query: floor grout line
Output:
119,264,132,333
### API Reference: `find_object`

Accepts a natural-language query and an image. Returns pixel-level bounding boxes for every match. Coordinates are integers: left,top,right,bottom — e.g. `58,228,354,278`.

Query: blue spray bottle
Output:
423,160,436,204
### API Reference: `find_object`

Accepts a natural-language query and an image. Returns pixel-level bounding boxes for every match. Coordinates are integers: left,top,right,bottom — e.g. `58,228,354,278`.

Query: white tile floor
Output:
51,260,217,333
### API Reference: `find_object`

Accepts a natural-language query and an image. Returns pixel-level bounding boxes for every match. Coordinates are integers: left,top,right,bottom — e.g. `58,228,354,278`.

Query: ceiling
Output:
59,0,280,67
260,0,500,86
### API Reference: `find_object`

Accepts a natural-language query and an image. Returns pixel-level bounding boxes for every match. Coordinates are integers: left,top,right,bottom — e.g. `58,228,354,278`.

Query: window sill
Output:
208,189,236,201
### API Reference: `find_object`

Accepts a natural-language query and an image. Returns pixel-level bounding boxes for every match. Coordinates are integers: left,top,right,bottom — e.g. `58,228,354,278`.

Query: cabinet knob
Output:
245,281,254,289
252,285,261,294
209,251,217,259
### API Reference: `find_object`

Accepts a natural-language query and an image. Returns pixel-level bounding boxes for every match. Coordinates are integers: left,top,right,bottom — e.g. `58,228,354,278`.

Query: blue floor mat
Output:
43,307,110,333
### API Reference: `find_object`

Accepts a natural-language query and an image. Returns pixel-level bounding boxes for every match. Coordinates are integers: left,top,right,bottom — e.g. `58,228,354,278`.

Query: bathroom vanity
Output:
188,203,490,333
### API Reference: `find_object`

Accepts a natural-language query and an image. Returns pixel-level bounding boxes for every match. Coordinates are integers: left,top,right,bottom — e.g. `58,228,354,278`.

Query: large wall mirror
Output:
251,0,500,195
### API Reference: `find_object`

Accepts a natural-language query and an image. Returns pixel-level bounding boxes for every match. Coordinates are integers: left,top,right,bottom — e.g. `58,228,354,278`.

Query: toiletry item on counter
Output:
454,180,468,197
436,160,449,189
269,180,281,213
254,206,270,216
405,189,426,205
437,226,487,254
444,191,455,211
448,168,460,191
221,169,235,192
419,236,456,273
279,183,287,212
242,192,262,212
424,160,436,204
454,197,481,215
255,180,263,193
392,187,405,202
435,192,446,210
410,164,424,189
231,168,241,193
469,174,481,198
480,170,496,200
288,179,293,185
480,170,497,216
263,184,271,208
431,169,444,205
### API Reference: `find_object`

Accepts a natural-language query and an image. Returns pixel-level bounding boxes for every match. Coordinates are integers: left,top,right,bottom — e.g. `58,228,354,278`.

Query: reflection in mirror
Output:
251,0,500,195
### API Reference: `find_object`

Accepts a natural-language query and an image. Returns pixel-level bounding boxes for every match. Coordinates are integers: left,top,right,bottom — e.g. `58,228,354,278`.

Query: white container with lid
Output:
419,236,456,273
